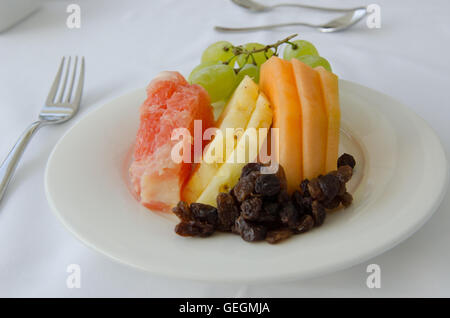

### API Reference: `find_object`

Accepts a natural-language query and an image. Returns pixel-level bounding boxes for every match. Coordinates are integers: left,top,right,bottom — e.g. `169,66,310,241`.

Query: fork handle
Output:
272,3,366,13
0,121,42,203
215,22,315,32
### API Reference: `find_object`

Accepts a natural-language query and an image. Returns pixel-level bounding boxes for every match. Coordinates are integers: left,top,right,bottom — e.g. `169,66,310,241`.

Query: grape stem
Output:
232,34,298,56
229,34,298,73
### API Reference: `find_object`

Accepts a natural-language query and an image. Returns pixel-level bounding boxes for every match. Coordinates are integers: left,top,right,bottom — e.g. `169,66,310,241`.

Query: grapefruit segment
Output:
129,71,214,211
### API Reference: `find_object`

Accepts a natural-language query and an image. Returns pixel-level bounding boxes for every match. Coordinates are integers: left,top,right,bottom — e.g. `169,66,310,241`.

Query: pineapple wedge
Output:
197,93,273,206
181,76,259,203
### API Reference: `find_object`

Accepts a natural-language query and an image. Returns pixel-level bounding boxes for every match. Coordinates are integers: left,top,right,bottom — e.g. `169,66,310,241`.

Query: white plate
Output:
45,80,448,283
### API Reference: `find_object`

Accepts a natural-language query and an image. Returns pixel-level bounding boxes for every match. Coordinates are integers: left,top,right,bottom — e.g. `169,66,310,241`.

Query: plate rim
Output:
44,79,449,283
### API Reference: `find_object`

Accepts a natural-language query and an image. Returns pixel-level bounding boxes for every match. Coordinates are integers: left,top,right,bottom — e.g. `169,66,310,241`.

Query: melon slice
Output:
259,56,303,192
129,71,214,211
291,59,328,179
316,66,340,172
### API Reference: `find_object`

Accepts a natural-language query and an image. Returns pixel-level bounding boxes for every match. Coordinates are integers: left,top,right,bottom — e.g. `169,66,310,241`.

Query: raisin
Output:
175,221,215,237
259,200,279,223
274,164,287,190
337,153,356,169
295,215,314,234
279,201,300,229
337,165,353,183
311,200,326,226
241,162,262,178
307,178,324,200
302,196,313,213
190,203,218,225
172,201,192,222
266,228,293,244
234,216,267,242
338,182,347,196
322,196,341,210
340,192,353,207
300,179,310,197
233,170,259,202
255,174,281,196
318,174,341,200
216,192,240,231
291,190,306,215
277,189,290,204
241,197,263,221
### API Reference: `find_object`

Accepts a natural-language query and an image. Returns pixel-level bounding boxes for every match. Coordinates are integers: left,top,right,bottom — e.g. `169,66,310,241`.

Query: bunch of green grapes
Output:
189,37,333,103
282,40,332,72
189,41,273,103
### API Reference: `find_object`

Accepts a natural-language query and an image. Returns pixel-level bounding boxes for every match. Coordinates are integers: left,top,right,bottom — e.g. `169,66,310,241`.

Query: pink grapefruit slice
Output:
129,71,214,211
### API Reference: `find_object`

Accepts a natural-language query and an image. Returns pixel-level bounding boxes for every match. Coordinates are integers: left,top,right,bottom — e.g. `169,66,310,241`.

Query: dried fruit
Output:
291,190,304,213
322,196,341,210
295,215,314,234
172,201,192,222
234,216,267,242
241,162,263,178
175,221,215,237
277,189,290,204
279,201,300,229
255,174,281,196
337,165,353,183
300,179,310,197
274,165,288,191
307,178,324,200
216,192,240,231
302,196,313,213
174,155,356,243
311,200,326,226
260,200,279,223
190,203,218,225
266,228,293,244
340,192,353,207
241,197,263,221
338,182,346,196
337,153,356,169
233,170,259,202
318,174,341,200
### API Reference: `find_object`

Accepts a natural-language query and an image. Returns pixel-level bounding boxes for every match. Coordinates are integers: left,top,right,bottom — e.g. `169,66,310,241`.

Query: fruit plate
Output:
45,80,448,283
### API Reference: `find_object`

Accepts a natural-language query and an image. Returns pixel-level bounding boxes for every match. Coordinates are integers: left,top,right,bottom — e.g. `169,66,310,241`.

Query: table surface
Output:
1,0,449,297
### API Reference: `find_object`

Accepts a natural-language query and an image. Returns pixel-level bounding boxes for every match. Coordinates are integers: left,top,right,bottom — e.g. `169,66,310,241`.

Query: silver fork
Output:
231,0,365,13
215,8,367,33
0,56,85,203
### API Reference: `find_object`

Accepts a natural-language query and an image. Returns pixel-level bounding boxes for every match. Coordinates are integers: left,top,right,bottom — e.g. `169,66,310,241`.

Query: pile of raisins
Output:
173,153,356,244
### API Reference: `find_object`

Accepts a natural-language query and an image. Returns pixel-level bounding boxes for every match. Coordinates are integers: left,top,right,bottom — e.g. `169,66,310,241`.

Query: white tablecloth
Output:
1,0,449,297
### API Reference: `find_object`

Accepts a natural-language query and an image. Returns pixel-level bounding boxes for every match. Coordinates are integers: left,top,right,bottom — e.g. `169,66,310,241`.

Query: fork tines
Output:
46,56,85,107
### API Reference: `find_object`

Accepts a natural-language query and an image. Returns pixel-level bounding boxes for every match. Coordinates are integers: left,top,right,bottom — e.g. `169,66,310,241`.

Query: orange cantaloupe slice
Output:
316,66,340,172
291,59,328,179
260,56,303,192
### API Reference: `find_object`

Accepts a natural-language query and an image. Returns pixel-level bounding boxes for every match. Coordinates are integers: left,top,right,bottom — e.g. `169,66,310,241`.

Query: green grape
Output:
189,64,236,103
188,61,219,82
236,64,259,85
283,40,319,61
295,55,332,72
201,41,235,64
236,43,274,68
